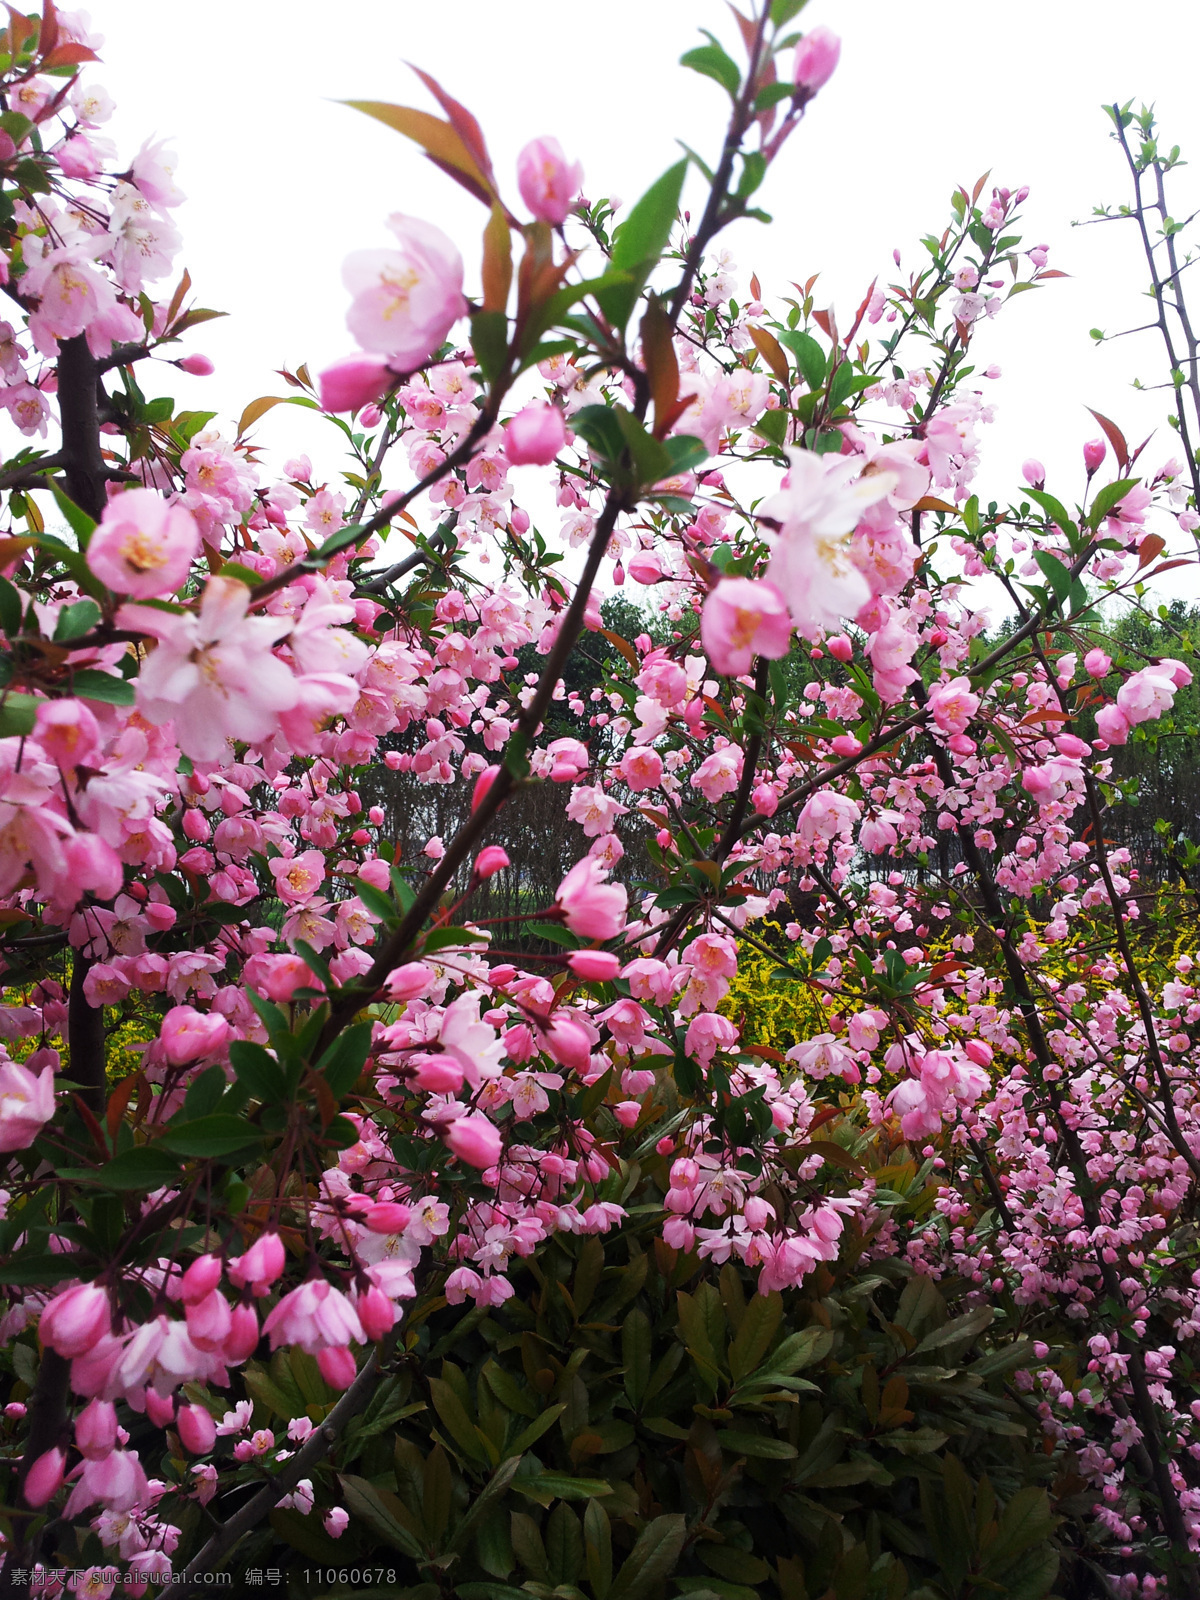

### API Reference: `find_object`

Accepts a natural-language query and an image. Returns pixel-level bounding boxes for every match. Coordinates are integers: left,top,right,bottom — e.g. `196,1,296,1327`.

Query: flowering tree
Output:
0,3,1197,1596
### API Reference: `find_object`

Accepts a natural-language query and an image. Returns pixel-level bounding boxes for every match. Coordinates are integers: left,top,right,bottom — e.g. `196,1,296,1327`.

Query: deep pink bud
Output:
1021,458,1045,488
23,1446,65,1507
826,634,853,662
317,1345,358,1390
319,353,394,414
444,1114,503,1169
1084,649,1111,678
471,764,501,814
182,808,211,843
505,404,567,466
383,962,433,1002
223,1302,260,1363
178,353,214,376
75,1398,118,1460
366,1202,412,1234
567,950,621,981
144,1388,176,1428
1083,437,1107,474
177,1403,218,1454
0,132,16,164
181,1253,223,1306
792,26,841,93
627,552,663,584
475,845,510,880
356,1285,396,1341
517,137,583,225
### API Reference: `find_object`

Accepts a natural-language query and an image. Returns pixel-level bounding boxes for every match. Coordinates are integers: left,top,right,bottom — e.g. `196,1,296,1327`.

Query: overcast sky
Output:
84,0,1200,584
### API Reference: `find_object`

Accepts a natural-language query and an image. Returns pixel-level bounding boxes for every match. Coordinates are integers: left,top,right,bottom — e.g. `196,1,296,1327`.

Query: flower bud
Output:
317,1345,358,1390
177,1403,218,1455
178,353,214,376
792,25,841,94
356,1285,396,1341
318,353,394,414
474,846,510,880
1083,437,1107,475
144,1388,176,1427
223,1302,261,1364
505,403,566,466
567,950,621,982
75,1399,118,1460
23,1446,65,1507
366,1201,412,1234
1021,459,1045,488
444,1114,503,1169
517,137,583,225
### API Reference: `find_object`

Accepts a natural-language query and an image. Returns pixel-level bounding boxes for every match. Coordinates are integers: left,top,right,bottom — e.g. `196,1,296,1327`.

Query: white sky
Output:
80,0,1200,593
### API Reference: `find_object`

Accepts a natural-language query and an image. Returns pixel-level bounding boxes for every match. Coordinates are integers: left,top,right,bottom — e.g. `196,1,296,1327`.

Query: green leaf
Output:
310,522,367,565
608,1514,687,1600
338,1474,425,1560
572,404,628,464
770,0,808,22
585,1499,613,1600
1024,487,1077,537
53,598,101,643
663,434,709,475
752,408,788,448
0,692,38,737
1087,475,1140,529
158,1115,264,1158
471,309,509,384
95,1145,183,1189
728,1291,783,1380
69,669,135,706
49,483,97,549
509,1403,567,1455
422,925,489,956
777,328,827,389
0,575,21,635
598,160,688,329
622,1308,652,1407
983,1486,1056,1572
512,1473,611,1504
716,1430,798,1459
355,876,398,925
754,82,795,111
1033,550,1073,604
680,43,740,98
317,1020,372,1096
428,1375,489,1463
447,1453,526,1554
229,1040,286,1102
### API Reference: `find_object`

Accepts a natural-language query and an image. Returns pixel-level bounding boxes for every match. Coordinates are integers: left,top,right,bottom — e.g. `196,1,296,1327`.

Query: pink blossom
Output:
325,1506,350,1539
344,214,466,370
618,746,663,792
86,489,199,598
556,856,628,940
517,138,583,224
263,1278,365,1352
927,676,980,735
761,449,889,638
700,578,792,675
159,1004,230,1065
1083,437,1107,474
0,1057,55,1150
123,577,299,761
